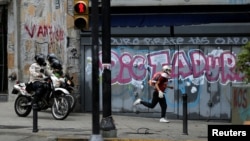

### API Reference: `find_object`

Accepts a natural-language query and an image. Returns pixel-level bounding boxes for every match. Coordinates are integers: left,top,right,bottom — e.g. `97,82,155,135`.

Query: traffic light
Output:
74,0,89,30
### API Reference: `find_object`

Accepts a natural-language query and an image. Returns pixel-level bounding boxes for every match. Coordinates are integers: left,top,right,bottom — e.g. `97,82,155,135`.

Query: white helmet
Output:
162,65,172,74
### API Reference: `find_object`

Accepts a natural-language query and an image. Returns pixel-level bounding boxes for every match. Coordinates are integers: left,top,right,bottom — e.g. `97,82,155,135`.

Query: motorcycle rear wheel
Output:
51,96,70,120
14,95,32,117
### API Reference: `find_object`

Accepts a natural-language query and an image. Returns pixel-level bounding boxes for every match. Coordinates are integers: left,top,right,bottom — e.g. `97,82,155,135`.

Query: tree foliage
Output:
236,42,250,83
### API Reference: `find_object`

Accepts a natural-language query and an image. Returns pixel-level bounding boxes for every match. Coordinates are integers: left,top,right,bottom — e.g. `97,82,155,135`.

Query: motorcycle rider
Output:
28,53,50,109
47,53,73,89
50,59,65,87
46,53,64,78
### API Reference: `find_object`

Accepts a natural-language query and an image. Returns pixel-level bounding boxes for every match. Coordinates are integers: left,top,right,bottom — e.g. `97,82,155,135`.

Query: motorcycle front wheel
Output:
51,96,70,120
14,95,32,117
65,94,76,112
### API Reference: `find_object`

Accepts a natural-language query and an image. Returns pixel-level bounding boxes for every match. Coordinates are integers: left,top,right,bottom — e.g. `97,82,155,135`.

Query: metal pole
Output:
90,0,103,140
100,0,117,138
182,93,188,135
32,104,38,132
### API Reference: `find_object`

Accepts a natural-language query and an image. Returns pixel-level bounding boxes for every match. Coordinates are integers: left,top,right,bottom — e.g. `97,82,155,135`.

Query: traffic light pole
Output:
90,0,103,140
100,0,117,138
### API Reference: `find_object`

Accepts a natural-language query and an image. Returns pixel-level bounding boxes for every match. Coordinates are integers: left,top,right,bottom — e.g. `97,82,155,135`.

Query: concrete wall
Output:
7,0,81,101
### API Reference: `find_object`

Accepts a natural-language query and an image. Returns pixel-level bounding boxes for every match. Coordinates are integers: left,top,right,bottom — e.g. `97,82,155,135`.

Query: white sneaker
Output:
160,118,170,123
133,98,141,106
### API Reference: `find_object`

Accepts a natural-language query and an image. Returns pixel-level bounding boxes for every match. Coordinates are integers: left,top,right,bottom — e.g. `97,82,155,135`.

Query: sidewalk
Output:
0,100,231,141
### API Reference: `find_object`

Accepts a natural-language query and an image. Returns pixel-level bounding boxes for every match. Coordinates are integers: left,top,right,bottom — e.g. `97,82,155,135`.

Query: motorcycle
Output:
11,75,71,120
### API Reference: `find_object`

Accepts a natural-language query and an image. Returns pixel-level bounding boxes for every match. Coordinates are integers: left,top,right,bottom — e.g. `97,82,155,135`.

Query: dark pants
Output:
140,90,167,118
31,81,47,104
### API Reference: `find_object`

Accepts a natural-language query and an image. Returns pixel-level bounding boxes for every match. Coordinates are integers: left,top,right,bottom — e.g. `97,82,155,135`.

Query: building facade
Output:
2,0,250,120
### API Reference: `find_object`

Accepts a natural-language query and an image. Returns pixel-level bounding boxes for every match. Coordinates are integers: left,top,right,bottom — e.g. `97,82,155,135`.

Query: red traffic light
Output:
74,3,86,14
73,0,89,30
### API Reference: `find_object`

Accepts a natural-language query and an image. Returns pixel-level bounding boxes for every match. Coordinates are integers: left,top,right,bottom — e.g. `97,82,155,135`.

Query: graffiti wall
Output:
19,0,67,80
83,36,249,119
232,85,250,124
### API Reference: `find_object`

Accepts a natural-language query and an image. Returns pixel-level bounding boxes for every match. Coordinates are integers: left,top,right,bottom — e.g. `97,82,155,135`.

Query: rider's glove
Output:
158,91,164,98
40,69,44,73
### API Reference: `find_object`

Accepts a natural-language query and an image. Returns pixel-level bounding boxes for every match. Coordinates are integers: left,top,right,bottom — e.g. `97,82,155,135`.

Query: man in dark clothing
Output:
133,65,173,123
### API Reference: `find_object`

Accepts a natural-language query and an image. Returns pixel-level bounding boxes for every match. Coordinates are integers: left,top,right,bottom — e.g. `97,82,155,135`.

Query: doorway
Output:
0,6,8,96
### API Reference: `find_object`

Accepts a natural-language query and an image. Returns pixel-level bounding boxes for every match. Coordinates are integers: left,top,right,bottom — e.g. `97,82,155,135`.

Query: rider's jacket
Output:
29,62,48,83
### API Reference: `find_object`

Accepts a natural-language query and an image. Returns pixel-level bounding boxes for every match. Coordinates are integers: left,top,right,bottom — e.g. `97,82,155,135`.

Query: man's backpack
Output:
148,72,162,86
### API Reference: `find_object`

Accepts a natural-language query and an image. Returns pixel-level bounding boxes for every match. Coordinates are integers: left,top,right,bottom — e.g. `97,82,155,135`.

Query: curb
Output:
56,137,171,141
